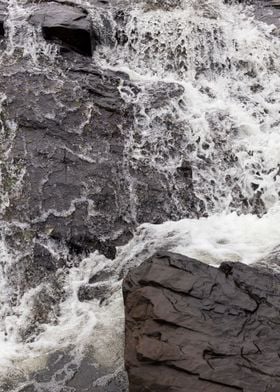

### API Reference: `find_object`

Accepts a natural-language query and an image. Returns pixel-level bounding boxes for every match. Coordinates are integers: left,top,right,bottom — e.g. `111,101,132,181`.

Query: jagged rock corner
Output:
123,252,280,392
29,2,97,56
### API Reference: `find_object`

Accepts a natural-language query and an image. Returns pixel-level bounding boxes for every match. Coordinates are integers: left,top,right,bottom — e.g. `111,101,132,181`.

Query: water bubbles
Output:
95,0,280,215
0,0,280,388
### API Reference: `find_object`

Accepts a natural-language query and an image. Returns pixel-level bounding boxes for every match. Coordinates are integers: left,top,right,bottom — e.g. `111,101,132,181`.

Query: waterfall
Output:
0,0,280,390
96,0,280,216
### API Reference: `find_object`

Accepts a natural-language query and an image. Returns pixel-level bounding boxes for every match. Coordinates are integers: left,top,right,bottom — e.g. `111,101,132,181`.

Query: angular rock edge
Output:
0,2,6,37
123,251,280,392
29,2,96,56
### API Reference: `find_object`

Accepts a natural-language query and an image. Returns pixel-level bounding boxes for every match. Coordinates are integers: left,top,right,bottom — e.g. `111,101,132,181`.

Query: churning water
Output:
1,0,280,390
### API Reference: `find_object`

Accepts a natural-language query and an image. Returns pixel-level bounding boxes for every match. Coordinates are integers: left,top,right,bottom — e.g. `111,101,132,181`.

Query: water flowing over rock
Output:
29,3,97,56
0,0,280,390
123,252,280,392
0,2,6,37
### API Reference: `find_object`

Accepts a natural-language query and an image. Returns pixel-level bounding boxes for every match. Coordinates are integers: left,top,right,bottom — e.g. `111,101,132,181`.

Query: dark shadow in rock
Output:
78,282,111,302
29,2,99,56
0,1,6,37
66,235,116,260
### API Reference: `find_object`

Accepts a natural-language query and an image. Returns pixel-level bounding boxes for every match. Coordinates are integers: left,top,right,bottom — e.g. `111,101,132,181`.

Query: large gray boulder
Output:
123,252,280,391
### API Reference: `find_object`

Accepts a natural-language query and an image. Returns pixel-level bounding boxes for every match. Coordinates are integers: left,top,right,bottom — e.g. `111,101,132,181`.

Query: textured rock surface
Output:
0,1,199,389
1,0,279,390
123,252,280,392
0,1,6,37
1,56,198,258
254,0,280,32
15,350,128,392
29,2,97,56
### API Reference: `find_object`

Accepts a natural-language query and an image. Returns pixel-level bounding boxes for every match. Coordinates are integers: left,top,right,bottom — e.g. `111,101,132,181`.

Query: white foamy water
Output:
2,205,280,385
0,0,280,390
96,0,280,215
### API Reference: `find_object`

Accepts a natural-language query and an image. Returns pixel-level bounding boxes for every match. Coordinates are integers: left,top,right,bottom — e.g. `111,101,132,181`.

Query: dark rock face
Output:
254,0,280,32
17,350,128,392
0,2,6,37
29,3,97,56
0,1,200,389
78,282,111,302
33,242,61,272
1,56,198,259
1,60,134,254
123,252,280,392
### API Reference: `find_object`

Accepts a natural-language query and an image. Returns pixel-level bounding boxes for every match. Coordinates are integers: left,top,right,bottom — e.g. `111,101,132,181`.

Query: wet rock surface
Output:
2,59,131,248
29,2,96,56
0,1,200,390
1,55,198,256
16,350,128,392
254,0,280,31
0,1,6,37
1,0,280,390
123,252,280,392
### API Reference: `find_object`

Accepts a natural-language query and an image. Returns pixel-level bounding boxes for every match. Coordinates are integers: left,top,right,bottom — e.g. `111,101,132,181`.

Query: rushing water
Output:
1,0,280,390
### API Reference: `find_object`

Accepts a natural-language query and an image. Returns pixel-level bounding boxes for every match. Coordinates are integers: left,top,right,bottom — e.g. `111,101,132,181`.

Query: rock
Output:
20,350,128,392
146,81,185,109
66,234,117,259
0,2,6,37
123,252,280,392
19,280,64,341
254,245,280,269
1,56,198,258
78,282,111,302
29,3,97,56
144,0,183,11
270,0,280,8
0,10,198,388
89,268,112,284
253,0,280,30
33,242,59,271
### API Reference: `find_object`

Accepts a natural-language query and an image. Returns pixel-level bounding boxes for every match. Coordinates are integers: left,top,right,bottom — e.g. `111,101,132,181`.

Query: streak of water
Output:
96,0,280,215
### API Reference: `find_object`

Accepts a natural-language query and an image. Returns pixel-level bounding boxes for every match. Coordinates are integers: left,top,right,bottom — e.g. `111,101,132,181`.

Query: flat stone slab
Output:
123,252,280,392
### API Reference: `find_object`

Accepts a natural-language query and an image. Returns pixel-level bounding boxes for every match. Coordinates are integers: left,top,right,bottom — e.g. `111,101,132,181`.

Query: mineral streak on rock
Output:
123,252,280,392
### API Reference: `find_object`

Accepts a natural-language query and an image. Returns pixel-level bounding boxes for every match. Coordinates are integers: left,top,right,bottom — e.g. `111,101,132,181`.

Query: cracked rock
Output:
123,252,280,392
